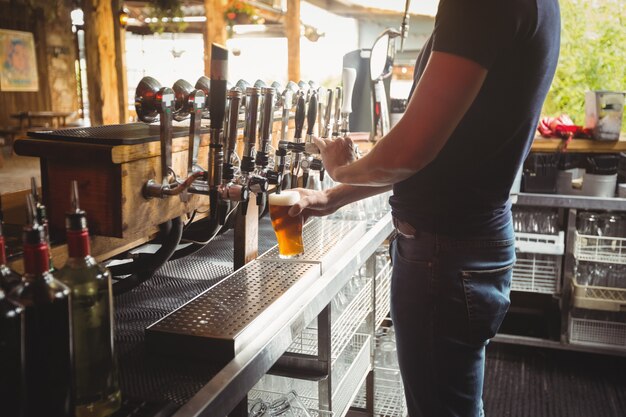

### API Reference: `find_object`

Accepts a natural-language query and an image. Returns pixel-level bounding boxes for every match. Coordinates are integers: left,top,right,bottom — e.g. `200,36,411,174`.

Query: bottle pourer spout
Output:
71,180,80,213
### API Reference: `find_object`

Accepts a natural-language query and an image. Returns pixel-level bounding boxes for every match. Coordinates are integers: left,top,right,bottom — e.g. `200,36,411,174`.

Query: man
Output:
289,0,561,416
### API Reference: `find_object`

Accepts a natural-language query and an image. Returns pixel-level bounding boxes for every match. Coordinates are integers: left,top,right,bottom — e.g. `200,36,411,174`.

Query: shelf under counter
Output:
172,213,393,417
514,192,626,211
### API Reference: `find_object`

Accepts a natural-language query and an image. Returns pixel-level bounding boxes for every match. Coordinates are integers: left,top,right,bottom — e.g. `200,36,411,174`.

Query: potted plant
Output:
224,0,256,25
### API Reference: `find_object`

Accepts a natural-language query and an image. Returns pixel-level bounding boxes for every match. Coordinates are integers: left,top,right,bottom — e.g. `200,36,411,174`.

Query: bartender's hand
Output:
288,188,337,222
312,136,357,182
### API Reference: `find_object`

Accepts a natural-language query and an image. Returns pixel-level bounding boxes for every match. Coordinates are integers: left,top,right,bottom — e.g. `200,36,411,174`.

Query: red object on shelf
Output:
537,115,592,140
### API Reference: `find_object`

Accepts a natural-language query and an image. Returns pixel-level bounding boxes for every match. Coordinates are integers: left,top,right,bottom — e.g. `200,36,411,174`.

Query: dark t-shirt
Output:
390,0,560,236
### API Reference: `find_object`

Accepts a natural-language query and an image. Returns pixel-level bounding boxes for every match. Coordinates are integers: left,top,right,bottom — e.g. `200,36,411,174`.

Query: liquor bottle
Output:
55,181,121,417
0,210,21,292
11,194,73,417
0,287,24,417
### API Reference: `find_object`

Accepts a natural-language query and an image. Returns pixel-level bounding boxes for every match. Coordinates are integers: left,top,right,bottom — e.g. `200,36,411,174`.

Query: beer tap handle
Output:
294,93,306,141
280,88,293,142
174,79,206,174
208,43,228,220
257,87,275,167
194,76,211,118
189,90,205,173
210,45,228,134
305,92,318,142
155,87,175,186
322,88,333,138
241,87,260,175
224,88,242,182
341,67,357,136
332,86,342,138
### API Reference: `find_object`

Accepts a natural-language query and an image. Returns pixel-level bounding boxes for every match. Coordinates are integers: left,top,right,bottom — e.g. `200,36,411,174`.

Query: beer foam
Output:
269,190,300,206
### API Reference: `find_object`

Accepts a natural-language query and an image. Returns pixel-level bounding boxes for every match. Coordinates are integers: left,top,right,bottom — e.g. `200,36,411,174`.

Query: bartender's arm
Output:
289,183,391,219
316,51,488,187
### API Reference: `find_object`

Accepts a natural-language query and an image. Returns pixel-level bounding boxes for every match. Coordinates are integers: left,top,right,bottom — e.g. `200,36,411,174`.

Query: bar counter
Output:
112,208,393,416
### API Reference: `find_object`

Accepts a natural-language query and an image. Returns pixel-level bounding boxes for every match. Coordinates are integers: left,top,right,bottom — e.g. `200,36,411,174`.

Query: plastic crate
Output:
512,253,561,294
571,279,626,312
515,231,565,255
575,232,626,264
568,310,626,348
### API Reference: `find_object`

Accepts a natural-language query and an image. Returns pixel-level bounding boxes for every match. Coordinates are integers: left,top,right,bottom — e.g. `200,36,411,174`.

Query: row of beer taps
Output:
134,43,357,226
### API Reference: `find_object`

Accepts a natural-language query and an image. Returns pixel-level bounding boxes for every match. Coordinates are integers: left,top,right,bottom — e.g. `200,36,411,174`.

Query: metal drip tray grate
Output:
27,122,201,145
146,261,319,362
259,218,367,272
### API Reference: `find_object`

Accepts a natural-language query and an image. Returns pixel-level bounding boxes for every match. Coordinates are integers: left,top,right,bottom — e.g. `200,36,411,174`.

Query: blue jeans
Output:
389,220,515,417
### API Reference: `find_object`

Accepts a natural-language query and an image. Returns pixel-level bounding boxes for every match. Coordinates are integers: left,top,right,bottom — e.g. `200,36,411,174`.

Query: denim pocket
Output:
393,235,434,265
460,263,513,345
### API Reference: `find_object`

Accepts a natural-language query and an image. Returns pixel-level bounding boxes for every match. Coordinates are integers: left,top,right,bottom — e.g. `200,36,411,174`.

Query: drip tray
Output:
258,218,368,274
146,218,367,364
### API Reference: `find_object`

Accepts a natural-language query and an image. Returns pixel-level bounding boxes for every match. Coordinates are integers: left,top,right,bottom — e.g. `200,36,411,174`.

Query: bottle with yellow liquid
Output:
55,181,121,416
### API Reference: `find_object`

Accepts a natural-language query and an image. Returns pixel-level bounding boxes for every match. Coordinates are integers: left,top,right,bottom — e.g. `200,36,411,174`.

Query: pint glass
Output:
269,191,304,258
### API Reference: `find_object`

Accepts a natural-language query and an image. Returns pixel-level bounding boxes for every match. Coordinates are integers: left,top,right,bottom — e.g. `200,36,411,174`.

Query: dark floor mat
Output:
484,343,626,417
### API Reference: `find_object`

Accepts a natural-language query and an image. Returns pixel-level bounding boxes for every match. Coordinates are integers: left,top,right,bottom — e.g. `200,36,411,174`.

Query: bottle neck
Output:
0,235,7,266
23,242,50,276
67,229,91,259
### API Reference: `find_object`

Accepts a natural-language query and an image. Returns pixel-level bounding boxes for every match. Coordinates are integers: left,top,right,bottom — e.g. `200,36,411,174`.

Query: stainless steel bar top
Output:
168,213,393,417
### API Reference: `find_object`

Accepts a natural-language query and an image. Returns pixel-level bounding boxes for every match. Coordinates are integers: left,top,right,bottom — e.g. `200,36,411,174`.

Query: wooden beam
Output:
204,0,228,76
286,0,301,82
83,0,121,126
113,0,129,124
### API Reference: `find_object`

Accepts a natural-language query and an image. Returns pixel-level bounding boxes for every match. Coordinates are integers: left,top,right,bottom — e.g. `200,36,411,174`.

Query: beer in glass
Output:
269,191,304,258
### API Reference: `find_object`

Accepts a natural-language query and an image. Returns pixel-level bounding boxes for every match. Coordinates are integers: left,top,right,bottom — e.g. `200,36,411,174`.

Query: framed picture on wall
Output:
0,29,39,92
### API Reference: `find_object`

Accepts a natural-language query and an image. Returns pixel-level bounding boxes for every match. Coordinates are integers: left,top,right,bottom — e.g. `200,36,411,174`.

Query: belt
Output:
392,217,417,239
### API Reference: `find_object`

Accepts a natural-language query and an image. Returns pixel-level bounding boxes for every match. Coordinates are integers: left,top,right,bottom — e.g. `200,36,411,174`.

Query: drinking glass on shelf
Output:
250,399,269,417
575,261,593,286
268,391,311,417
577,211,601,236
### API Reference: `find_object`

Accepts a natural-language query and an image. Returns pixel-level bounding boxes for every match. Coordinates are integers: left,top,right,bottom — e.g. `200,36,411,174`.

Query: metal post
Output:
317,304,332,412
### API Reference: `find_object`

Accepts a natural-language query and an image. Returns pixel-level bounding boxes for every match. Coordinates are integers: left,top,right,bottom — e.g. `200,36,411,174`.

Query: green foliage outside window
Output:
543,0,626,131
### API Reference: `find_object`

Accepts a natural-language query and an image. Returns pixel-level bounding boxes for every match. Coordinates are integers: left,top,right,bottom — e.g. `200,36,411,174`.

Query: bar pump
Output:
320,88,334,140
331,86,342,138
255,87,276,173
267,82,298,191
172,79,206,175
237,86,267,215
287,91,307,188
301,91,320,189
135,76,184,199
206,44,229,223
340,67,357,138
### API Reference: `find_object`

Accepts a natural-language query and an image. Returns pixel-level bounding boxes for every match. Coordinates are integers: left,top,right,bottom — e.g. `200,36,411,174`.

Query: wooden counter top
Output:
353,132,626,154
531,135,626,153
